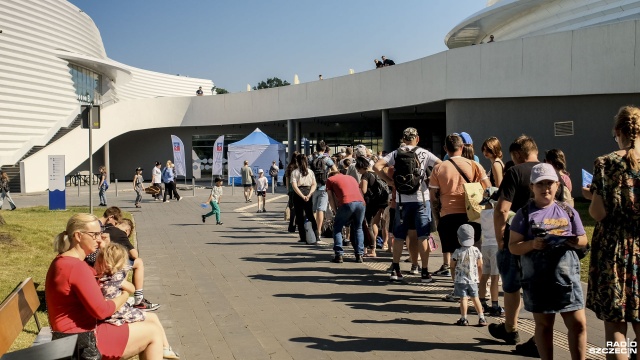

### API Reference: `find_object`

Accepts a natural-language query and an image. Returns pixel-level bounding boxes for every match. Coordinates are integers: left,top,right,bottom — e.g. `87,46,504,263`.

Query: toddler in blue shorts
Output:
451,224,486,326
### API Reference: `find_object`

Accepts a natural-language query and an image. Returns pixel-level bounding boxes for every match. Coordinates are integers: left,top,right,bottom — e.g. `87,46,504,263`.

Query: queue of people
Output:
281,111,639,359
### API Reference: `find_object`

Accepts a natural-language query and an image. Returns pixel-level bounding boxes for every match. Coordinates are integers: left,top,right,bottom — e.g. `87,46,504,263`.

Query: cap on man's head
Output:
258,169,264,173
530,163,558,183
457,224,475,247
135,167,143,171
354,144,367,157
155,161,161,166
403,127,418,140
459,132,473,145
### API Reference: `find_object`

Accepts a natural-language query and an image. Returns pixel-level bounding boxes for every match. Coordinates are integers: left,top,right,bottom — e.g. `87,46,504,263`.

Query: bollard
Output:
77,180,80,197
115,179,118,197
272,177,275,194
231,177,234,195
192,178,195,197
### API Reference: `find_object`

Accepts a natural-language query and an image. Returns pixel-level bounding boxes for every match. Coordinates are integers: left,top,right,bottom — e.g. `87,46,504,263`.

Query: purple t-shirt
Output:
511,201,585,241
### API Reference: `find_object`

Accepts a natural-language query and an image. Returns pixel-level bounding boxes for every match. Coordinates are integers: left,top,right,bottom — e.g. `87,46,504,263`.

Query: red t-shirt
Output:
45,255,116,332
326,173,364,207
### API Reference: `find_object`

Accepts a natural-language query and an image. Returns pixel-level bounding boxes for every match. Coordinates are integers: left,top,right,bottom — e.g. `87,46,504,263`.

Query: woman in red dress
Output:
45,213,166,359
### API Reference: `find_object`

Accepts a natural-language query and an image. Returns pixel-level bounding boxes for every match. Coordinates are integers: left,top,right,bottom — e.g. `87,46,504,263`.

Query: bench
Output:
0,278,77,360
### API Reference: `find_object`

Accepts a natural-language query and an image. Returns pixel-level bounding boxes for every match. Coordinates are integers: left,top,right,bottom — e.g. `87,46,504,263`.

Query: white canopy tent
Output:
227,128,286,185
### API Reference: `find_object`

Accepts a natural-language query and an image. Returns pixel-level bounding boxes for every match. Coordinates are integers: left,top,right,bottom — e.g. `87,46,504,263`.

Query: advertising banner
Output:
212,135,224,175
171,135,186,177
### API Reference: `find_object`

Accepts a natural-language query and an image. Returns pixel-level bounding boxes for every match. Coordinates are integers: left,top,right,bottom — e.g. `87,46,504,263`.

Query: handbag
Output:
284,205,290,221
52,330,101,360
298,186,311,196
102,180,109,190
449,159,484,222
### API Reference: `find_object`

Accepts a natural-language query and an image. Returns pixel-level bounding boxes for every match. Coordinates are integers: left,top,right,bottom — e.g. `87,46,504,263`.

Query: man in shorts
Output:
429,134,490,300
311,141,338,237
374,127,441,282
241,160,254,203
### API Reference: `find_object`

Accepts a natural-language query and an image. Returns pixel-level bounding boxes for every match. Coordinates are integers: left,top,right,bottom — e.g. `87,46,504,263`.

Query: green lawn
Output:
0,207,132,352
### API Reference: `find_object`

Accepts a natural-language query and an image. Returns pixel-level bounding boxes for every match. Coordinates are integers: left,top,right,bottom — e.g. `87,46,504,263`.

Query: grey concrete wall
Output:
446,93,640,196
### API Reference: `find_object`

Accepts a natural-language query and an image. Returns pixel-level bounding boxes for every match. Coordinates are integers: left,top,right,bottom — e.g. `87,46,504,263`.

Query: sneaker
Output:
331,255,344,263
355,254,363,263
216,222,223,225
489,305,505,317
177,197,182,202
514,337,539,358
389,271,404,282
315,240,329,246
421,270,433,283
488,322,521,345
133,298,160,312
443,291,460,302
481,301,490,313
262,208,266,212
163,346,180,359
410,264,421,275
456,318,469,326
202,215,206,223
478,317,488,327
164,200,170,203
342,240,350,246
257,210,262,213
433,265,451,276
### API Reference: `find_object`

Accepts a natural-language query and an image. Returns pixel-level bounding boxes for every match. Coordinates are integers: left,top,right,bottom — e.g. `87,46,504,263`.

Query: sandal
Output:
363,253,377,258
163,346,180,359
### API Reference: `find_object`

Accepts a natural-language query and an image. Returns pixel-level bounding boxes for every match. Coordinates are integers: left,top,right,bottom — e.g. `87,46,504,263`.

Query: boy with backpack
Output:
374,127,441,282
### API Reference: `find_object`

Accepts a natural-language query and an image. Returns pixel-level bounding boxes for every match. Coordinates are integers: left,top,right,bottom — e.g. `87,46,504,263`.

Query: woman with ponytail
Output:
46,213,172,359
583,105,640,357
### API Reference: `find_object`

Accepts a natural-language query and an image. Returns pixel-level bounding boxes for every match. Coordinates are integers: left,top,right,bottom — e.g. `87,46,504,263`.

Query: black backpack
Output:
393,147,424,195
311,156,328,186
366,173,390,206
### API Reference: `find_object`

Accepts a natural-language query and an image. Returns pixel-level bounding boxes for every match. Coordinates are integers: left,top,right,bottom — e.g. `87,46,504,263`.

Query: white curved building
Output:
0,0,211,185
446,0,640,48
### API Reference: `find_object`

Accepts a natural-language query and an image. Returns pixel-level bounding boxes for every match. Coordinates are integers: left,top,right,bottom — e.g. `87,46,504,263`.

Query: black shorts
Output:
243,184,252,188
388,208,396,232
256,191,266,197
437,213,481,254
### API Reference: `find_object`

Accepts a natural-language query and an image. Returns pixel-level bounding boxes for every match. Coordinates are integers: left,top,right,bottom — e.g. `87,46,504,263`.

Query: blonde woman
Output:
0,171,16,210
584,105,640,358
45,213,169,359
162,160,181,202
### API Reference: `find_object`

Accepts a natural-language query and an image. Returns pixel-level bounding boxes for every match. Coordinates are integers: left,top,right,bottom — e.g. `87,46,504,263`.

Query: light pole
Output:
88,101,94,214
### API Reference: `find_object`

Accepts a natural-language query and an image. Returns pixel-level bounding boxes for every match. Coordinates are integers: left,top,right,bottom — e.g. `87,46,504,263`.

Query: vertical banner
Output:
212,135,225,175
191,150,202,179
48,155,66,210
170,135,186,177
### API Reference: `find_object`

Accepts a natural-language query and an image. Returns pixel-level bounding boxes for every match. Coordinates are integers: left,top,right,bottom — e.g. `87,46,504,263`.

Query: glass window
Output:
68,63,103,104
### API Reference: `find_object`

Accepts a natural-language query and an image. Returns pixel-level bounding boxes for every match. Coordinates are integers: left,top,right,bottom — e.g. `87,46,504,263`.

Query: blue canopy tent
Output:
227,128,286,185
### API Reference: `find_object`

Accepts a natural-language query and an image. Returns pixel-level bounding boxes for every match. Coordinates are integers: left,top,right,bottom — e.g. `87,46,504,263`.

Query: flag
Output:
212,135,224,175
171,135,186,177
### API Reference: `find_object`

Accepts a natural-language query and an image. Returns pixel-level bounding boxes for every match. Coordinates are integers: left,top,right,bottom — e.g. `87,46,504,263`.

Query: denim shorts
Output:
454,283,479,298
496,247,521,293
481,245,499,276
520,249,584,314
312,190,328,212
393,201,431,240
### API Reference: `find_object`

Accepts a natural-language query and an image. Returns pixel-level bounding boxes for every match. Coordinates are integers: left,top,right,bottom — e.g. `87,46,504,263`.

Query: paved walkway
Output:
13,185,607,359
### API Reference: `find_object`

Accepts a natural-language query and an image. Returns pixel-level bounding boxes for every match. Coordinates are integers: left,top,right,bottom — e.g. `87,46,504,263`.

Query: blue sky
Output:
69,1,486,93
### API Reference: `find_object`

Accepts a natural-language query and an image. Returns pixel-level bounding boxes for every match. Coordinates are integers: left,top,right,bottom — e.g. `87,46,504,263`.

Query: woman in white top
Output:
290,153,319,243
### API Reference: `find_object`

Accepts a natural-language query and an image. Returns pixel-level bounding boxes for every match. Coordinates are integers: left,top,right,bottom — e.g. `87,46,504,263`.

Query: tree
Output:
253,77,290,90
215,87,229,94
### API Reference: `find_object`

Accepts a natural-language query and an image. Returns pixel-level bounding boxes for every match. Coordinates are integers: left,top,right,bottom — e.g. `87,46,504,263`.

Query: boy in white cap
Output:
255,169,268,213
451,224,486,326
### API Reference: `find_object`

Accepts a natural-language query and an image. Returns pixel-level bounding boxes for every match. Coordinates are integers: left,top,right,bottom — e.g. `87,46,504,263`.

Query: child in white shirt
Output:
255,169,268,213
452,224,486,326
202,177,223,225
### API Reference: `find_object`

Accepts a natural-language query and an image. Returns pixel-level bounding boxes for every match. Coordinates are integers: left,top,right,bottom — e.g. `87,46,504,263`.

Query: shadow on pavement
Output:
289,334,513,354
